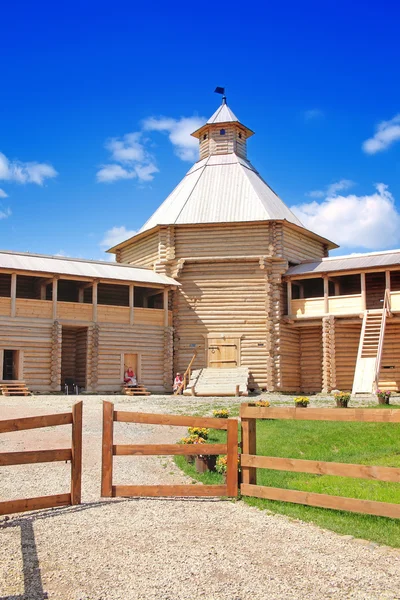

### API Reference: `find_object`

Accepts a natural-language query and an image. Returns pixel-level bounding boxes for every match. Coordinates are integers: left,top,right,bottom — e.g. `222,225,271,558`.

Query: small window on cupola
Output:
220,129,226,135
203,133,208,140
238,132,242,139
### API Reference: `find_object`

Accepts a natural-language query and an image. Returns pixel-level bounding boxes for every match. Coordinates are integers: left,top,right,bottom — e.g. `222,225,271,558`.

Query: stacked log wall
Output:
378,321,400,391
117,231,159,267
0,319,53,391
334,320,361,391
282,225,327,262
279,322,300,391
299,326,322,392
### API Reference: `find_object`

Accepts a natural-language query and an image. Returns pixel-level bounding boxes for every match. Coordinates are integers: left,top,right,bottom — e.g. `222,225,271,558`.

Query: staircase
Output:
184,367,249,397
352,291,390,394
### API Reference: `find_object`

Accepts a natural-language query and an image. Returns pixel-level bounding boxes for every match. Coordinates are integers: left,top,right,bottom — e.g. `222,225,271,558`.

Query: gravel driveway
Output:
1,394,400,600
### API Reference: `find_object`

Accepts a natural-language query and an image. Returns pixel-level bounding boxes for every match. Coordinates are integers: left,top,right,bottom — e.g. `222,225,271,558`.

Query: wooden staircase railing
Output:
373,288,391,391
174,351,197,395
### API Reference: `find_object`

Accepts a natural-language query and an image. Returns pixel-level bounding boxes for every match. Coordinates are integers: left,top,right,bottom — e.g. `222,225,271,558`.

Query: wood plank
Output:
241,417,256,485
113,485,228,497
226,419,239,497
114,411,230,430
0,412,73,434
241,455,400,483
114,443,227,456
240,484,400,519
101,401,114,498
71,400,83,505
239,405,400,423
0,493,71,517
0,448,71,466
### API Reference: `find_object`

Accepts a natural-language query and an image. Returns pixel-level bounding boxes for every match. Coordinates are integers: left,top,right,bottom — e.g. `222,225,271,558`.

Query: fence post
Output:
226,419,239,497
241,411,257,486
101,401,114,497
71,400,83,505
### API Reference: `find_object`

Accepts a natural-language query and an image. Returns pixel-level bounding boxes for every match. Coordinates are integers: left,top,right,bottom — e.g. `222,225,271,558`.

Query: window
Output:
220,129,225,135
238,132,242,139
203,133,208,140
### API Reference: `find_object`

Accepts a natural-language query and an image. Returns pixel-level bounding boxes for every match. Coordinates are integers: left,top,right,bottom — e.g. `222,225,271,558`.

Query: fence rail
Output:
0,401,83,516
240,404,400,520
101,402,238,498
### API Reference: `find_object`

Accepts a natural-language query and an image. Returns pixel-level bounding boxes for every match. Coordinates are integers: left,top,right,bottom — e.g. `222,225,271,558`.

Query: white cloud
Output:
0,152,57,185
100,226,137,249
142,115,205,162
363,114,400,154
307,179,355,199
0,189,8,198
97,132,158,183
292,183,400,249
304,109,324,121
0,207,11,220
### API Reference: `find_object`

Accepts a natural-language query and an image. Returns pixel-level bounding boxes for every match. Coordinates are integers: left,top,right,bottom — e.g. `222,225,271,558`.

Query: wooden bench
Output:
121,383,151,396
0,381,31,396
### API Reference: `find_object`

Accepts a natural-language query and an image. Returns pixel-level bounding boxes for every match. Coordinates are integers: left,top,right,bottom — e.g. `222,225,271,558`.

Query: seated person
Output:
173,372,183,393
124,367,137,387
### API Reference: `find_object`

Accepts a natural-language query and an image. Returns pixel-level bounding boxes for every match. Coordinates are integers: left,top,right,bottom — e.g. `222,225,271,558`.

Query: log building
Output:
2,96,399,395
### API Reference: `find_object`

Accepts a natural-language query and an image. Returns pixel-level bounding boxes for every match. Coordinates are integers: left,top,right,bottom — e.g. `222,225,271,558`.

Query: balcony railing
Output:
290,294,363,318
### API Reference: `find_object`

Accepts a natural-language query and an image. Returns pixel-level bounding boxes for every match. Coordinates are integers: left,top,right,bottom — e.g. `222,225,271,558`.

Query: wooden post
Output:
129,284,134,326
10,273,17,317
40,284,47,300
71,401,83,505
52,277,58,320
226,419,239,497
241,414,256,485
334,282,340,296
287,280,292,316
360,272,366,311
163,288,169,327
323,276,329,314
385,270,391,292
299,283,304,299
235,384,240,397
78,288,84,303
92,281,98,323
101,401,114,497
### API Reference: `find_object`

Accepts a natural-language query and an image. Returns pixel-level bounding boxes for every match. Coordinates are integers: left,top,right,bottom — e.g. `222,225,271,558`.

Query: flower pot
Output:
195,455,217,473
336,399,349,408
378,396,390,405
295,402,308,408
185,455,195,464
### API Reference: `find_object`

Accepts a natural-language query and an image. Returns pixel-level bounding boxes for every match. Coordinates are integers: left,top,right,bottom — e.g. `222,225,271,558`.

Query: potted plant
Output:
179,435,206,464
248,400,270,407
213,409,230,418
294,396,309,408
333,391,351,408
215,455,241,483
188,427,209,439
376,389,391,405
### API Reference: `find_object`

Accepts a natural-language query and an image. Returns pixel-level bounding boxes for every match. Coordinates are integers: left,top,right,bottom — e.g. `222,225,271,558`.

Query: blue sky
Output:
1,0,400,259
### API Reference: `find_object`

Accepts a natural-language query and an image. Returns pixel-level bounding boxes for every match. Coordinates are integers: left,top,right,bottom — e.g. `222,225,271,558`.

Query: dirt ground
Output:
1,394,400,600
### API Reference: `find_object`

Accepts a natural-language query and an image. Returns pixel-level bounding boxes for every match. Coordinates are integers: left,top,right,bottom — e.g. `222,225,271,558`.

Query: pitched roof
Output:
0,250,179,286
285,248,400,277
138,153,304,233
207,103,239,124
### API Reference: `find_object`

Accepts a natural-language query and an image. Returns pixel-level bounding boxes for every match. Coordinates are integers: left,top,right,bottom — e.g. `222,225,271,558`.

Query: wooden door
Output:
123,353,138,376
207,339,238,368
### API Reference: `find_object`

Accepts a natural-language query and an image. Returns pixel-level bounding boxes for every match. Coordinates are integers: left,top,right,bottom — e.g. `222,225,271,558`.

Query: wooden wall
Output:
334,321,361,391
96,323,169,392
0,319,53,391
173,260,269,388
118,231,159,267
61,327,88,388
279,322,300,391
366,272,385,309
378,321,400,391
282,225,327,263
299,326,322,393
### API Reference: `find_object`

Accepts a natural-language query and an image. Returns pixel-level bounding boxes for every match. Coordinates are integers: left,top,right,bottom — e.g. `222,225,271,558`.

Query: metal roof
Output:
138,153,304,233
286,249,400,277
207,103,239,124
0,251,179,286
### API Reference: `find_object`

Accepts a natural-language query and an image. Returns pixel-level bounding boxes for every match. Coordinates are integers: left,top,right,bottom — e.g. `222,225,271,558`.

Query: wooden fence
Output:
101,401,238,498
240,405,400,519
0,401,83,516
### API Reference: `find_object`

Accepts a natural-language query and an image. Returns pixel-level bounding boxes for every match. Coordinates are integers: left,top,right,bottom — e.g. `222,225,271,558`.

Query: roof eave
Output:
191,122,255,139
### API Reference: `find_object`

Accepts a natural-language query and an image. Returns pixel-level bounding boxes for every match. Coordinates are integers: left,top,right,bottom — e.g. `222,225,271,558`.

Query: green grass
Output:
175,406,400,547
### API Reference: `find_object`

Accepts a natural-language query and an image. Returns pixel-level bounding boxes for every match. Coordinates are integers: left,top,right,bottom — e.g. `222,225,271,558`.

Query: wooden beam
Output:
113,443,227,456
386,270,391,291
360,272,366,311
163,288,169,327
323,276,329,313
129,283,134,325
0,494,71,517
0,412,72,434
287,280,292,316
239,405,400,423
52,277,58,320
101,401,114,497
10,273,16,317
0,449,72,466
114,411,230,430
112,485,227,498
71,400,83,505
92,280,98,322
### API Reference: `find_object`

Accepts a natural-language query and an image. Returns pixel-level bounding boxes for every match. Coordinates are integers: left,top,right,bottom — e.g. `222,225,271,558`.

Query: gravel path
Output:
1,394,400,600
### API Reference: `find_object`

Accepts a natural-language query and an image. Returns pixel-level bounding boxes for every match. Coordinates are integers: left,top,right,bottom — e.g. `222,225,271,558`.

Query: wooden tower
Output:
109,97,336,390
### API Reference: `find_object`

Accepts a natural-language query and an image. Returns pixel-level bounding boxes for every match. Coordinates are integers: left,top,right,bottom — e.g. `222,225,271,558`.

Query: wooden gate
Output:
101,401,238,498
0,401,83,516
207,337,239,368
240,404,400,519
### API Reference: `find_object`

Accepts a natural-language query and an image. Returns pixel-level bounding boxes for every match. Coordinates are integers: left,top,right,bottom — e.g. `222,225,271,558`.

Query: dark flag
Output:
214,87,225,95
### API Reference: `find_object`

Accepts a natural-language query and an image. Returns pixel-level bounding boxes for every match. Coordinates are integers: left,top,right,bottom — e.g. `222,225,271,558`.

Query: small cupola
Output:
191,95,254,161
